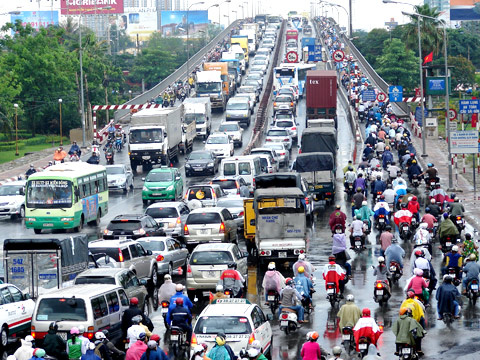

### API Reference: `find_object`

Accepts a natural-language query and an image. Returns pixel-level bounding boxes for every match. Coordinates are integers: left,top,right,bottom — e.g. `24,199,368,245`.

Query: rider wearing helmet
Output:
462,253,480,294
121,297,145,339
66,327,82,360
168,284,193,313
301,331,327,360
373,256,392,290
93,332,112,360
329,204,347,233
353,308,383,352
210,284,227,304
337,294,362,330
262,262,286,303
294,266,314,307
158,274,177,304
384,232,406,269
167,297,192,345
127,315,147,345
101,330,125,359
218,262,245,298
330,345,344,359
443,245,463,279
323,255,347,295
293,254,315,278
43,322,68,360
392,307,425,356
394,202,413,227
279,278,307,323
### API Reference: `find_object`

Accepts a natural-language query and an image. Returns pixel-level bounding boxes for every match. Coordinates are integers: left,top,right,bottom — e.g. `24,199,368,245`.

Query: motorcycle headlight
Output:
142,186,148,191
166,185,174,191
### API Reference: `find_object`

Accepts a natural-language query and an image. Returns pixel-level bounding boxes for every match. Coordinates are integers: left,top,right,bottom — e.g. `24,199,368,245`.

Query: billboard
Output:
450,0,480,20
160,10,208,37
60,0,124,15
120,7,158,40
10,11,59,30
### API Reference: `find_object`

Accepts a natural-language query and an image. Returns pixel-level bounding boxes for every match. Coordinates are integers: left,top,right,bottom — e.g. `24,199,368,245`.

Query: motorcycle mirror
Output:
193,296,199,303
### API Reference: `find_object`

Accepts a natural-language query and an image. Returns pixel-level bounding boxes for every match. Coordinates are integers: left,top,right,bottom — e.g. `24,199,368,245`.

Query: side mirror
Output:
243,251,249,258
146,249,153,255
176,176,181,181
141,178,146,181
140,279,148,286
24,293,31,300
203,141,206,144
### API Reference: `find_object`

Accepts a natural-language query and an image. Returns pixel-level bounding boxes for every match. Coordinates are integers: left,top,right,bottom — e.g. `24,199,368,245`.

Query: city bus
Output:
25,162,108,233
273,63,316,97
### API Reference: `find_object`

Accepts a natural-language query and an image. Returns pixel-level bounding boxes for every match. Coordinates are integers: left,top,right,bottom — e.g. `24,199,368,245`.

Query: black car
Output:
103,214,165,239
185,150,219,177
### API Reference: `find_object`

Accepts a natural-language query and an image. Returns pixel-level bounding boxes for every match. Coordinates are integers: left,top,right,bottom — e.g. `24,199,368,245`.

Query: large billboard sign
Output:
60,0,124,15
450,0,480,20
10,11,59,30
160,10,208,37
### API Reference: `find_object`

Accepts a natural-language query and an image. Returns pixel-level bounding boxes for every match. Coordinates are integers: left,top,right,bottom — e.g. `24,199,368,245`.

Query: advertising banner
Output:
450,0,480,20
11,11,59,30
60,0,124,15
450,130,479,154
160,10,208,37
121,7,157,40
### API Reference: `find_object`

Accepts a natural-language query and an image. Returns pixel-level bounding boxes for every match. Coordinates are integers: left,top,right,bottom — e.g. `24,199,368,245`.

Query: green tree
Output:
446,28,480,69
449,55,475,87
130,47,177,89
0,70,22,139
353,28,390,67
376,38,419,92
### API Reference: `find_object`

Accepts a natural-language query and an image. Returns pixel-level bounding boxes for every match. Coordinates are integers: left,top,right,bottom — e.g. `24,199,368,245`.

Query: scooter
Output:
266,290,280,316
160,300,169,329
399,222,412,241
279,308,298,335
358,112,365,123
162,98,169,108
397,343,418,360
341,326,355,355
357,337,372,358
411,174,420,188
169,326,188,358
440,235,460,253
325,282,340,307
466,278,479,306
373,280,390,305
333,223,345,234
454,215,465,232
447,267,461,287
115,138,123,152
105,150,114,165
427,177,438,191
389,261,403,282
375,214,387,231
352,234,365,253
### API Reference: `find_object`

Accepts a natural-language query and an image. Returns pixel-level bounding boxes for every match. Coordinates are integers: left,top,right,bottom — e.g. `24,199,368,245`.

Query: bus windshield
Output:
27,179,73,208
275,68,295,78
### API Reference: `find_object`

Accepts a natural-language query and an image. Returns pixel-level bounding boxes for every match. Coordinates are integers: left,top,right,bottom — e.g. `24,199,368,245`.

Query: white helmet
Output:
267,262,275,270
247,348,259,357
216,284,224,292
346,294,354,302
378,256,385,263
452,245,459,252
298,254,306,260
420,222,428,229
95,332,106,340
193,345,204,354
362,200,367,206
251,340,261,350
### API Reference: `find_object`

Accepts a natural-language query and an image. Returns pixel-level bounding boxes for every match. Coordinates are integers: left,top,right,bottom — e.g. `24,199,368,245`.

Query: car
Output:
225,97,252,127
286,45,297,53
103,214,165,240
285,39,297,48
263,142,290,167
256,153,276,174
255,48,271,58
184,184,226,207
253,54,269,65
265,128,293,150
243,80,262,96
250,64,266,75
88,238,159,286
218,122,244,147
204,132,234,158
186,243,248,298
0,180,26,220
278,86,297,102
215,196,247,232
141,167,183,205
245,73,263,89
250,147,280,172
185,150,219,177
210,176,250,198
262,39,275,50
106,165,134,193
144,201,190,237
191,298,273,357
74,268,151,314
238,85,260,103
183,207,238,247
273,94,296,114
272,116,298,141
234,93,255,111
0,283,35,347
136,236,189,276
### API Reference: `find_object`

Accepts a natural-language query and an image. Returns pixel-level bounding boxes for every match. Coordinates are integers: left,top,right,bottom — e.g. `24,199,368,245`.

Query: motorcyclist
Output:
328,346,344,360
353,173,367,197
442,245,463,278
406,268,429,302
218,262,245,298
167,298,192,344
439,212,460,244
53,147,67,163
343,160,356,174
423,162,439,182
30,349,47,360
461,233,479,261
42,322,67,360
407,196,420,222
387,162,400,181
107,121,116,136
323,255,347,295
373,256,391,290
69,141,82,157
300,332,324,360
332,231,352,278
125,332,147,360
413,222,432,255
210,284,228,304
121,298,144,339
394,203,413,229
86,152,100,165
382,146,394,169
249,340,267,360
329,204,347,233
158,274,176,304
392,307,425,356
462,253,480,294
14,335,34,360
25,164,37,178
393,179,407,205
337,294,362,330
385,237,405,269
127,315,148,345
379,226,393,257
431,185,449,206
147,334,168,360
352,187,366,217
81,343,100,360
168,284,194,313
421,207,437,230
355,201,374,231
382,184,396,208
278,278,307,323
447,198,465,217
436,275,461,320
262,262,285,303
400,289,426,328
294,266,314,307
207,333,235,360
139,340,166,360
373,196,390,225
93,332,112,360
427,198,442,219
370,175,386,201
101,330,125,360
353,308,383,352
411,248,436,293
349,214,367,248
407,160,422,184
293,254,315,278
67,327,83,360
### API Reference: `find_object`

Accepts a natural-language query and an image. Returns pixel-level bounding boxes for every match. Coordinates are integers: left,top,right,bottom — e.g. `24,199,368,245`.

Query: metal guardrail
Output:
114,20,241,121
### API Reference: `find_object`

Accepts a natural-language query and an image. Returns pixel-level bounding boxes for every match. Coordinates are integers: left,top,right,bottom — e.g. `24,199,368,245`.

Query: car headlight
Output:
185,163,192,168
166,185,174,191
61,217,74,221
116,179,126,184
27,218,36,221
8,201,16,205
207,162,214,167
142,186,148,191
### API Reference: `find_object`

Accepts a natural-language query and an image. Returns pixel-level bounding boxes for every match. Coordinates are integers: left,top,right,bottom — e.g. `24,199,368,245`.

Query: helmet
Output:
285,278,293,286
95,332,106,340
164,274,171,281
310,331,319,341
70,327,80,335
130,297,139,305
228,262,237,269
376,175,381,180
357,187,362,192
336,204,341,209
356,214,362,220
466,233,472,240
251,340,261,350
215,334,226,346
147,340,157,350
451,193,456,199
176,284,184,292
469,253,477,261
102,329,109,338
414,249,424,257
427,163,433,167
138,332,146,341
329,255,336,261
430,198,436,204
414,268,424,276
193,345,205,354
78,325,85,334
407,289,415,298
443,212,449,219
150,334,160,343
378,256,385,263
346,294,354,302
298,254,306,260
49,322,58,331
385,225,392,231
362,200,367,206
25,335,34,343
298,266,305,274
348,166,353,171
452,245,459,252
412,196,417,201
33,349,46,358
425,207,431,213
379,195,385,200
175,297,184,306
362,308,371,317
247,348,259,358
399,307,412,316
216,284,224,292
132,315,142,324
332,346,342,355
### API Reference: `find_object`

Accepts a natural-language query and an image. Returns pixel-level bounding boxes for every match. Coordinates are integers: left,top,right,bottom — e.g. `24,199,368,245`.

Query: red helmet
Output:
407,289,415,299
412,196,417,201
410,153,415,157
362,308,371,317
150,334,160,342
329,255,336,262
285,277,293,285
175,297,184,306
130,297,139,305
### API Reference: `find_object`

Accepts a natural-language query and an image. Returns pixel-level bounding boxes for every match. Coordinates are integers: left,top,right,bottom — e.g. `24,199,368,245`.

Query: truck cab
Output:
196,71,226,111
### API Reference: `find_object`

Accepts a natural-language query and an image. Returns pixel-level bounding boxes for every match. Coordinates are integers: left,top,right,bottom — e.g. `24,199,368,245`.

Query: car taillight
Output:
219,222,225,233
31,326,35,338
184,224,189,235
252,177,256,188
213,191,217,199
187,264,192,273
305,197,309,205
176,217,181,225
299,149,302,154
118,248,124,262
238,211,244,217
290,102,294,106
248,332,256,344
156,254,164,261
273,102,277,106
281,313,288,320
103,229,113,235
283,138,289,141
266,138,272,141
291,127,296,130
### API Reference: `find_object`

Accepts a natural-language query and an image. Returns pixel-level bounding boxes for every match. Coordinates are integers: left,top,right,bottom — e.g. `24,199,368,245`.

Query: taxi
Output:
0,283,35,347
190,298,272,357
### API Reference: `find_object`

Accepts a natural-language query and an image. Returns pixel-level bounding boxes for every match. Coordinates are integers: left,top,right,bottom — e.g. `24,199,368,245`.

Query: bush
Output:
0,142,25,151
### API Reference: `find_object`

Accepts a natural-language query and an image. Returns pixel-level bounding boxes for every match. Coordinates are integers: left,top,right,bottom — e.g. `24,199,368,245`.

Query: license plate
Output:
342,334,350,340
125,343,129,350
199,229,211,235
119,236,127,240
43,223,54,227
403,226,409,230
58,332,67,340
355,241,361,246
359,344,367,350
161,308,168,314
390,266,396,271
402,348,412,354
170,334,179,341
446,242,452,246
202,291,210,297
315,185,323,189
203,270,217,278
142,156,151,160
376,290,384,295
152,193,163,196
279,252,287,258
267,296,275,301
457,220,463,224
280,321,288,326
471,284,479,290
379,219,384,223
327,288,334,294
194,168,203,171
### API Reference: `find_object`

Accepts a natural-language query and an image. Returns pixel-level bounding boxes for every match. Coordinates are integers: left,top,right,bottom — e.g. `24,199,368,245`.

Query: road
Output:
1,23,480,360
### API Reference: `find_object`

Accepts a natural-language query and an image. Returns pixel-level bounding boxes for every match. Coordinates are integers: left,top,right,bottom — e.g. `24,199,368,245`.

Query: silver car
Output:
250,148,280,172
265,128,293,150
215,197,247,232
273,94,295,114
273,117,298,141
137,237,189,276
144,201,190,237
0,180,26,219
210,176,250,198
218,122,244,147
263,143,290,168
106,165,134,193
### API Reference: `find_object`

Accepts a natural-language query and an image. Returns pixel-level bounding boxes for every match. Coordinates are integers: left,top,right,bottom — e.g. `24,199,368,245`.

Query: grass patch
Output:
0,137,70,165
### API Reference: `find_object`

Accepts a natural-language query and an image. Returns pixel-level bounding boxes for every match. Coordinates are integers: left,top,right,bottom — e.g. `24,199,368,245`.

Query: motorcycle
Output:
375,214,387,231
169,326,188,358
341,326,355,355
115,138,123,152
454,215,465,232
441,312,455,326
160,301,170,329
169,98,175,107
162,98,169,108
389,261,403,282
372,191,383,205
427,177,438,191
279,308,298,335
397,343,417,360
69,153,80,162
105,150,114,165
399,222,411,241
373,280,390,305
411,174,420,188
333,223,345,234
440,235,460,253
352,234,365,253
266,290,279,316
325,282,340,307
358,112,365,123
466,279,479,306
357,336,372,358
447,267,461,287
346,182,354,199
224,288,233,298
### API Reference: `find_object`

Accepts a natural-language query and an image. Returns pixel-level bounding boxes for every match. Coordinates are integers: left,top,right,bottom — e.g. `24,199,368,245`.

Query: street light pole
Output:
187,1,205,82
218,0,231,28
206,4,219,42
232,10,237,22
14,103,18,156
59,99,63,146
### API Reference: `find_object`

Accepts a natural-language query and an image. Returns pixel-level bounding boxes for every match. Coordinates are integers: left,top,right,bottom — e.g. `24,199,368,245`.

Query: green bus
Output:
25,162,109,233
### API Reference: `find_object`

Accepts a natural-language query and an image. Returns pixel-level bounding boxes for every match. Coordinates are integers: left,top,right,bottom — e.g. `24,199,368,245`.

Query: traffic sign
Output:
377,92,387,102
450,130,479,154
448,108,457,121
459,99,480,114
415,106,428,126
286,51,298,63
332,49,345,62
388,85,403,102
362,90,376,102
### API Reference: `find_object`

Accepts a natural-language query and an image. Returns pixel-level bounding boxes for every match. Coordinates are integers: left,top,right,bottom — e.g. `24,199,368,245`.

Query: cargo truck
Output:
242,23,261,41
239,29,256,55
300,127,338,160
231,35,249,64
183,97,212,138
220,55,241,86
229,44,247,75
203,62,234,98
129,106,182,173
306,70,337,120
195,70,226,111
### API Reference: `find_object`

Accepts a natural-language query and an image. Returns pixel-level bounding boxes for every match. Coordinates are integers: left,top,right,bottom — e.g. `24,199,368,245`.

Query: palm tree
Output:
402,4,444,58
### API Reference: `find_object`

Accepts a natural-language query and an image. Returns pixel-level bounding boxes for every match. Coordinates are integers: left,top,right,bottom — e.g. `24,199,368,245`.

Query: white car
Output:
0,180,26,219
218,122,244,147
265,128,293,150
253,55,269,66
191,298,273,357
263,143,290,168
0,283,35,347
106,165,134,193
250,148,280,172
273,115,298,141
204,133,234,158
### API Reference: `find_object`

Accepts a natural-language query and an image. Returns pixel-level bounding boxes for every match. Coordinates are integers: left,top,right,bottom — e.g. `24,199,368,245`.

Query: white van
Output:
32,284,130,344
219,155,262,195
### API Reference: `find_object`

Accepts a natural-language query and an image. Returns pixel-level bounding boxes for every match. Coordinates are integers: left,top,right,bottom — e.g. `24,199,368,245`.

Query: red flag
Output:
473,97,478,128
423,52,433,64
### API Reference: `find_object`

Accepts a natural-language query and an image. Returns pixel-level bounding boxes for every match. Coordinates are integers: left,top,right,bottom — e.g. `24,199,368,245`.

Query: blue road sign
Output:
389,85,403,102
362,90,376,102
459,99,480,114
292,19,300,29
415,106,428,126
313,45,322,61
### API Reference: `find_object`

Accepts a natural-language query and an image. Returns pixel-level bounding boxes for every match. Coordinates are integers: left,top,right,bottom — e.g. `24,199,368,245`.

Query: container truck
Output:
203,62,234,98
195,70,226,111
183,97,212,138
239,29,256,55
229,44,247,75
306,70,337,120
231,35,249,64
129,106,183,173
220,54,241,86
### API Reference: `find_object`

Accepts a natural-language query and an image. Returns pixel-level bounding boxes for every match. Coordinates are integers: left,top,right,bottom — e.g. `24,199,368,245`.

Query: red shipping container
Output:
306,70,337,109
